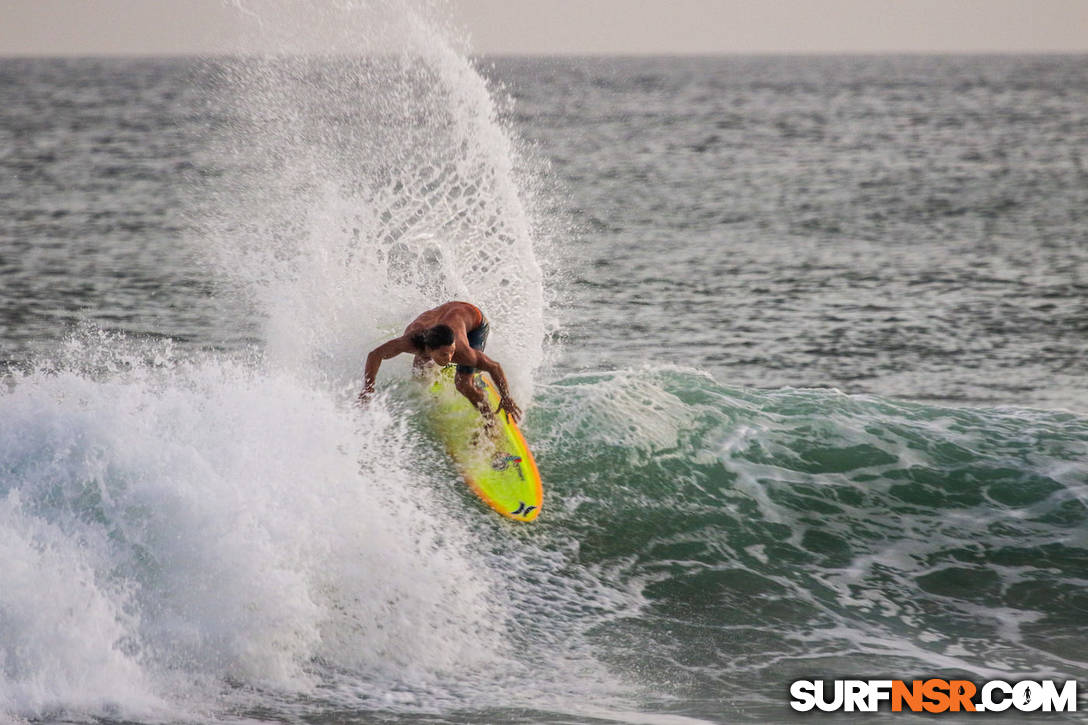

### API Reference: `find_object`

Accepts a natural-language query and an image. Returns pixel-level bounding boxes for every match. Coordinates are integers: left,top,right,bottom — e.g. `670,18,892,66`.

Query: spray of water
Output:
0,0,572,720
200,0,549,398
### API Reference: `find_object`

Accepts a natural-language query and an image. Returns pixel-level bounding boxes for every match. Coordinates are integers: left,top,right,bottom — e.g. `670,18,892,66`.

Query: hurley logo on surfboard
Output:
510,501,537,517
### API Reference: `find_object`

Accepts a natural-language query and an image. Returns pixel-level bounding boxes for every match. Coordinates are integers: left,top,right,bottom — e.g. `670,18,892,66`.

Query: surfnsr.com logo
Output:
790,679,1078,713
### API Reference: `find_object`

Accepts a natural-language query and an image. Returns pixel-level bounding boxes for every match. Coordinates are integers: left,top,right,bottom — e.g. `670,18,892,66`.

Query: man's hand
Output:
498,395,522,424
357,386,374,407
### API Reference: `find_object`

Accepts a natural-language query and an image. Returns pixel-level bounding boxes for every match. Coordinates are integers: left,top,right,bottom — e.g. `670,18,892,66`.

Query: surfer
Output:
358,301,523,424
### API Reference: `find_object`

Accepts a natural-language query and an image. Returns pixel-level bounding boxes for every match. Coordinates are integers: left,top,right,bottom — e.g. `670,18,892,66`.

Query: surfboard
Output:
425,366,542,522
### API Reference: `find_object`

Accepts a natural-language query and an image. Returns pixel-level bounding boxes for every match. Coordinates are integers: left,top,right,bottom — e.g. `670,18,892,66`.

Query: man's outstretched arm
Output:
359,337,414,403
475,353,523,423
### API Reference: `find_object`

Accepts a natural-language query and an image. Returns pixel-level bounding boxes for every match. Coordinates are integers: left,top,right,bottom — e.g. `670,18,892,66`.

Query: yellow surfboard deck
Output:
426,366,542,522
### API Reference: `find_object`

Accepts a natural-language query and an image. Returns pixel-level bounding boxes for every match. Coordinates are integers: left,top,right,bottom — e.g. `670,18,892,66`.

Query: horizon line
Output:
2,49,1087,60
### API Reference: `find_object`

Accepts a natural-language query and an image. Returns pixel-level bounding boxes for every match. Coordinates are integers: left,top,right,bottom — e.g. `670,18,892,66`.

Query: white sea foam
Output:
0,337,504,719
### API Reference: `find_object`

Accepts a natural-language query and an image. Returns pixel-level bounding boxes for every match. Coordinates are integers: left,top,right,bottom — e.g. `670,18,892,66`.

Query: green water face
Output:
521,367,1088,717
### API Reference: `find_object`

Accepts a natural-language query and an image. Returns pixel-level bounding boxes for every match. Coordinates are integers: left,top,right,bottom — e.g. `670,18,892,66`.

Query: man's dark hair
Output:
411,324,455,351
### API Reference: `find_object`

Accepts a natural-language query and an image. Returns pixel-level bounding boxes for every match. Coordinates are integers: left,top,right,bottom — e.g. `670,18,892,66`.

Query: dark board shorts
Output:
456,317,490,375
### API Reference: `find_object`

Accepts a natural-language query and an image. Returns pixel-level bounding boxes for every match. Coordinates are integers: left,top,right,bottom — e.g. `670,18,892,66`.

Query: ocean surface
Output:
2,5,1087,724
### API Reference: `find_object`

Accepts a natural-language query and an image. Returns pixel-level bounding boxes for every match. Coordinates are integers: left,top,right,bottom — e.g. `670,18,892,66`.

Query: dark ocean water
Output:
4,55,1088,409
499,55,1088,411
1,48,1087,725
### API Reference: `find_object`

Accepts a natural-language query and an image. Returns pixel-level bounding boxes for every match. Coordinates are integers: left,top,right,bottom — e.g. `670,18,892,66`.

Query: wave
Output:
529,366,1088,707
3,348,1086,722
0,335,514,719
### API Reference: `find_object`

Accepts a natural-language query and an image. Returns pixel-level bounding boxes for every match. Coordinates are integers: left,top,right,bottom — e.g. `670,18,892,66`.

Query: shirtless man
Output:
358,301,522,424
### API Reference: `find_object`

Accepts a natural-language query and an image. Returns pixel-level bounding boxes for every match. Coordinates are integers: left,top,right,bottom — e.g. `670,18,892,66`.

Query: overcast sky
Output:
1,0,1086,56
